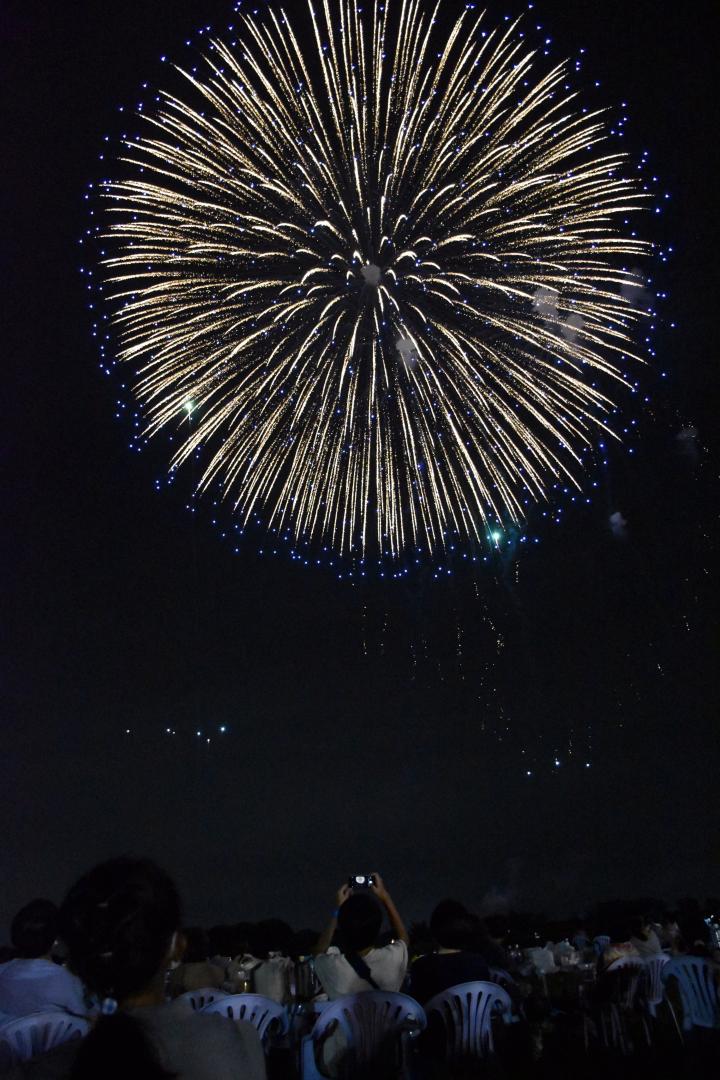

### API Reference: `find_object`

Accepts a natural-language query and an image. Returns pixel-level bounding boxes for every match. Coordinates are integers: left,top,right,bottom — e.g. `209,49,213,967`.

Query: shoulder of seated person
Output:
147,1004,258,1037
317,946,341,958
367,939,407,960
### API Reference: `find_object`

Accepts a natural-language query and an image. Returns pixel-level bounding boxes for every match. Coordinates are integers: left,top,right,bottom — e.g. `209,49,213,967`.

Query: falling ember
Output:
99,0,653,561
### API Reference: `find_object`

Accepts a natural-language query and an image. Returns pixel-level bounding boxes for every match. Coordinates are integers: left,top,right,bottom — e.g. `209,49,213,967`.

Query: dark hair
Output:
338,893,383,953
430,900,467,940
207,924,235,958
293,928,320,958
11,899,59,958
232,922,254,958
609,920,633,944
181,927,209,964
60,857,180,1002
430,900,485,951
60,858,181,1080
249,918,294,959
484,914,509,941
629,916,649,941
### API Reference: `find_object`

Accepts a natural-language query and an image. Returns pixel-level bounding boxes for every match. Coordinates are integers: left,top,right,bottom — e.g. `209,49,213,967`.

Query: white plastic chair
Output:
175,987,228,1011
300,991,426,1079
662,956,720,1033
0,1011,89,1067
595,958,649,1054
605,955,645,978
424,980,512,1063
203,993,289,1043
487,967,523,1023
643,953,670,1017
488,967,515,992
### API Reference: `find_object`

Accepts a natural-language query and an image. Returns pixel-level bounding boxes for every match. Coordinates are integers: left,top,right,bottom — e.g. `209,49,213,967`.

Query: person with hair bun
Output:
13,857,266,1080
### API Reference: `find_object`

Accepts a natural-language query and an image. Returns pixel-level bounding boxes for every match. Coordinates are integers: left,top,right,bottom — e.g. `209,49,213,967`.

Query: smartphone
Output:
348,874,375,889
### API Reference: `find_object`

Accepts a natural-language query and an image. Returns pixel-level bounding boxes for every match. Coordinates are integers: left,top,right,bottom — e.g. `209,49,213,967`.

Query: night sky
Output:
3,0,718,936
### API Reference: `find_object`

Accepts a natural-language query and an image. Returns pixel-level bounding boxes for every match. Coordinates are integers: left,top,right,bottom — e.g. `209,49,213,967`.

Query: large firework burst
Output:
100,0,652,561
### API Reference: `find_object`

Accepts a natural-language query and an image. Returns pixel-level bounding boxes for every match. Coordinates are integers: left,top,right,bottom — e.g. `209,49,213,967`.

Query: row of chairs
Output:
193,982,512,1078
0,982,511,1074
1,956,717,1072
175,962,516,1014
588,954,720,1055
199,960,718,1072
605,953,720,1029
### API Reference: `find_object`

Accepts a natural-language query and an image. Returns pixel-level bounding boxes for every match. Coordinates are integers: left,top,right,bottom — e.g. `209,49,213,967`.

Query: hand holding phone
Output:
347,874,376,890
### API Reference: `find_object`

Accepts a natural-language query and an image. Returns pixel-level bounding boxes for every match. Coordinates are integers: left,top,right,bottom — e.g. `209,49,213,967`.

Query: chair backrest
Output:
593,935,611,955
606,957,642,971
602,958,645,1010
0,1012,90,1067
424,980,512,1061
294,957,322,1002
663,956,720,1030
643,954,670,1007
175,987,228,1012
203,993,289,1041
488,967,515,992
309,992,426,1070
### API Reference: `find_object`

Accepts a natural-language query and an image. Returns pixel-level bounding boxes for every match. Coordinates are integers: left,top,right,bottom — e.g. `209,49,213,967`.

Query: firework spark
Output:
100,0,652,561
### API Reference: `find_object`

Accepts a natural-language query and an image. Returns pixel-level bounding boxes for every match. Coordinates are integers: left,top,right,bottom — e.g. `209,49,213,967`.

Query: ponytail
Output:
59,858,182,1078
60,857,180,1002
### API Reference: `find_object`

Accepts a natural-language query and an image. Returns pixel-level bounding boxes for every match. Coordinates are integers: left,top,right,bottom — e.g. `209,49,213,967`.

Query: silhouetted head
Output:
338,893,383,953
60,857,180,1003
629,916,650,941
608,920,633,945
11,899,59,958
483,914,510,942
208,924,235,958
180,927,210,964
430,899,482,950
250,918,294,959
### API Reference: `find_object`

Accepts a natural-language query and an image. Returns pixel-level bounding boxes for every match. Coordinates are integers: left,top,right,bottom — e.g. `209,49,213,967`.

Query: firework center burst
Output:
360,263,383,287
97,0,655,562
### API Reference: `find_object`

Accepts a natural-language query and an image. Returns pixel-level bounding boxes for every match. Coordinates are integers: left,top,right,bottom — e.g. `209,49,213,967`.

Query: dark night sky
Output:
3,0,718,935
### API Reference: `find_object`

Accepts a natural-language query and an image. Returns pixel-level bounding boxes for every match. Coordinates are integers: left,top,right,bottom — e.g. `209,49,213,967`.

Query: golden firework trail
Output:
101,0,652,561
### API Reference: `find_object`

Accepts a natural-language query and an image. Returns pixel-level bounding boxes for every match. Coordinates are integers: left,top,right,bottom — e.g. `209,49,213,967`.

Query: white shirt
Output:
630,929,663,958
314,941,408,999
135,1002,267,1080
0,958,86,1017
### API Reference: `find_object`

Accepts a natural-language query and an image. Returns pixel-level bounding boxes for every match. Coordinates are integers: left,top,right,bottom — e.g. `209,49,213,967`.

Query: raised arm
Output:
371,873,409,946
312,883,351,956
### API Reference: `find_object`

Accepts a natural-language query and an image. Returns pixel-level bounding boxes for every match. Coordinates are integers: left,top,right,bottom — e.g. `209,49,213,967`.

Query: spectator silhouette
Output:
57,857,266,1079
313,874,409,998
0,900,86,1018
410,900,490,1005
